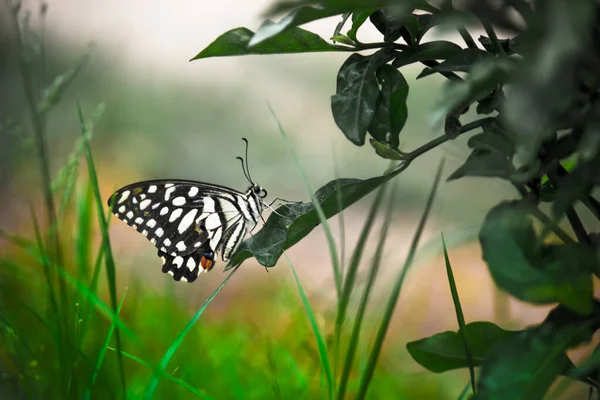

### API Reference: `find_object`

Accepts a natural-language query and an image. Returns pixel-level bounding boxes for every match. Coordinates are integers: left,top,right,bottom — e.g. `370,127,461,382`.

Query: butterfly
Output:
107,138,272,283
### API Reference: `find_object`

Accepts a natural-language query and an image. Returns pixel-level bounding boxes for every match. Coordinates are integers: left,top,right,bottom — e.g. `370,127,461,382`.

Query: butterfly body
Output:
108,180,267,282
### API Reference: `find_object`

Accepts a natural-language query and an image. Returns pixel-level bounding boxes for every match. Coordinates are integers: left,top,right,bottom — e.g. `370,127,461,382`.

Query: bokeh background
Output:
0,0,592,399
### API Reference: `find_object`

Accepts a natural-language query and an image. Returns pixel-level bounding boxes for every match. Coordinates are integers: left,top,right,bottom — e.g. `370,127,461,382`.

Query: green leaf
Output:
331,49,395,146
369,139,402,160
191,26,342,60
479,201,595,314
407,321,517,372
417,48,490,79
448,122,516,181
474,304,600,400
447,149,512,181
392,41,463,68
369,9,408,43
226,171,399,270
552,155,600,218
431,57,514,125
347,10,374,42
368,64,409,147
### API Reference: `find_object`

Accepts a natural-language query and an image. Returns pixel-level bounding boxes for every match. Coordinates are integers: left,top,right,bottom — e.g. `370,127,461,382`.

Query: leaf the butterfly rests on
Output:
108,139,269,283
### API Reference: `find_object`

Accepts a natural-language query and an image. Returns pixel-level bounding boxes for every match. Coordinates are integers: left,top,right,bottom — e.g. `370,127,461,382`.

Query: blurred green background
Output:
1,1,590,399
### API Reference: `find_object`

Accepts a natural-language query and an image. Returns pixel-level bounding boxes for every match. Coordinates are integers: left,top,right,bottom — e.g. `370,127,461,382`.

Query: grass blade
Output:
355,159,445,400
267,102,342,300
30,205,68,397
338,182,395,400
143,266,240,399
442,233,476,394
0,228,133,336
286,254,334,400
457,380,471,400
110,348,215,400
332,148,346,274
334,184,388,375
83,287,128,400
77,101,127,396
75,179,94,283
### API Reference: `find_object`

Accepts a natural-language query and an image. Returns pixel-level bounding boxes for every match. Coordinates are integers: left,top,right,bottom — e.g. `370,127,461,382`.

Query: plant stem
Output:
406,117,495,161
458,28,478,49
565,207,590,245
419,60,463,81
10,2,56,233
481,20,505,55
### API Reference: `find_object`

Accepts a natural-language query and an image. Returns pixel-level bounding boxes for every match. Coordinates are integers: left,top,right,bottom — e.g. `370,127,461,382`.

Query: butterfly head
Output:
250,184,268,199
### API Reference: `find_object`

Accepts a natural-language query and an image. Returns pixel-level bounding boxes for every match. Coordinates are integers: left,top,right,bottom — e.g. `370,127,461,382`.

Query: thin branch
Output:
481,19,505,55
565,207,590,245
406,117,495,160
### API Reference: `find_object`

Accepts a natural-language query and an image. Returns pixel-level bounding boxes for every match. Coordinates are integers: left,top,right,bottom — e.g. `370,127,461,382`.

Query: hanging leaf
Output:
331,49,396,146
368,64,409,148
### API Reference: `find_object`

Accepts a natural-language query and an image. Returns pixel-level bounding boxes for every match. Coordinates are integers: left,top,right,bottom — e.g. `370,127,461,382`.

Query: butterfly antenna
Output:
242,138,255,184
236,156,252,184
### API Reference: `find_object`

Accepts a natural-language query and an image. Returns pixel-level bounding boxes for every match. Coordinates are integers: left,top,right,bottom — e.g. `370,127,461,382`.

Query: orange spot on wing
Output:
200,256,214,271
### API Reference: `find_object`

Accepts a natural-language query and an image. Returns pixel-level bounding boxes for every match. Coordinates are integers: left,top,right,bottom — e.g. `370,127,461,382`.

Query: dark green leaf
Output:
479,201,594,314
444,115,461,139
478,34,530,57
552,154,600,218
417,48,490,79
407,322,517,372
331,49,395,146
447,149,514,181
448,127,515,181
467,126,514,158
432,58,514,125
476,90,501,115
369,9,415,43
227,172,398,269
416,11,475,43
392,41,463,68
474,304,600,400
368,64,409,147
369,139,402,160
347,10,374,42
191,27,341,60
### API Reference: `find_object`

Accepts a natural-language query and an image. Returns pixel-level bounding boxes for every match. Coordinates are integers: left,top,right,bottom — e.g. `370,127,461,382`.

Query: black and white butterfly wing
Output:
108,180,254,282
